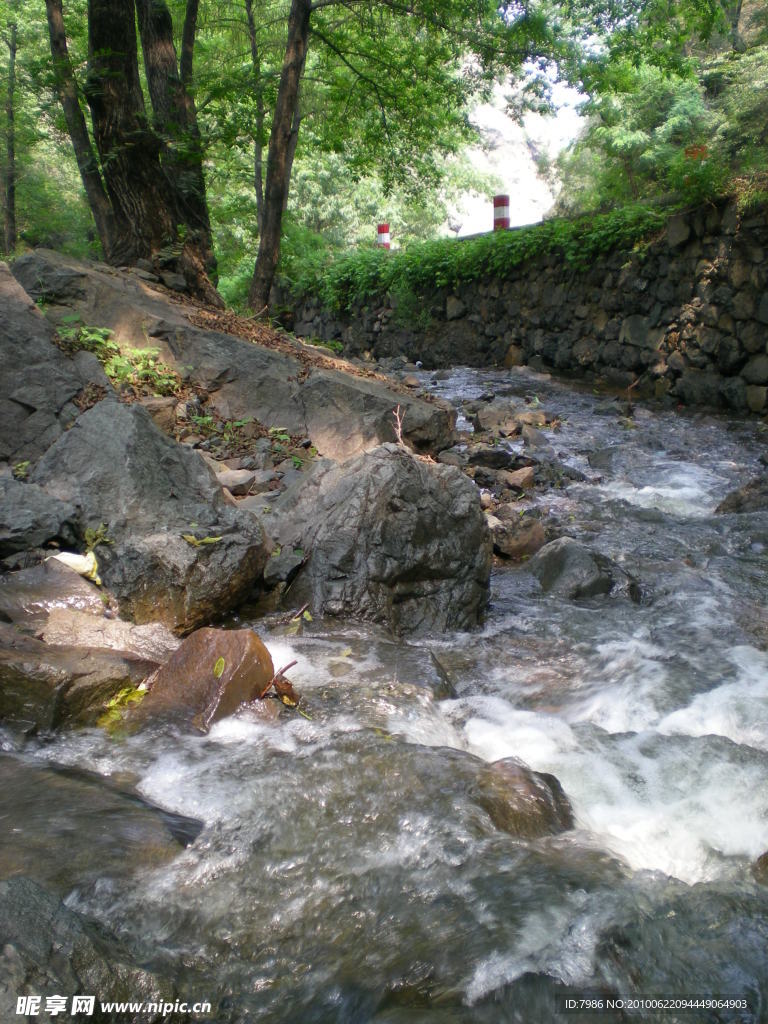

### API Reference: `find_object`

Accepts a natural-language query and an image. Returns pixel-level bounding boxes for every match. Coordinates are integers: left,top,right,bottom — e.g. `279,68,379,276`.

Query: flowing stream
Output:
3,367,768,1023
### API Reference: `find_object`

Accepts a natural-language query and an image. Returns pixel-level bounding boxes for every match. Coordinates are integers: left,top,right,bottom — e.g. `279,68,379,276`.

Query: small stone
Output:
445,295,466,320
746,386,767,413
159,271,187,292
216,468,256,495
498,465,535,490
491,515,546,559
480,491,494,509
743,355,768,385
521,424,549,448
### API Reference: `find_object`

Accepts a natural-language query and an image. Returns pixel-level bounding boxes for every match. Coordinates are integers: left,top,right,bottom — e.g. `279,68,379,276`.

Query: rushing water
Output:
4,367,768,1023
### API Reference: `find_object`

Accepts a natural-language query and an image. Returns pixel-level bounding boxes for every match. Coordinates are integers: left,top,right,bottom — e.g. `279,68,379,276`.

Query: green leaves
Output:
213,657,226,678
280,204,666,313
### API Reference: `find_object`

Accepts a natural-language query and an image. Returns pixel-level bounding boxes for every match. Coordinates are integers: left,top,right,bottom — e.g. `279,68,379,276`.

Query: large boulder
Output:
135,626,274,732
0,474,77,557
29,401,270,632
12,249,455,461
268,443,491,633
0,562,178,731
0,263,104,465
528,536,639,601
0,621,156,731
472,757,575,838
0,877,177,1023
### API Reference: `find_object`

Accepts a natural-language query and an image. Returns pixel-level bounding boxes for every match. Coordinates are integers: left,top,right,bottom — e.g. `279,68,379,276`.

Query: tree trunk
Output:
3,17,17,254
282,105,301,214
135,0,218,289
85,0,178,265
248,0,311,313
45,0,119,260
244,0,265,233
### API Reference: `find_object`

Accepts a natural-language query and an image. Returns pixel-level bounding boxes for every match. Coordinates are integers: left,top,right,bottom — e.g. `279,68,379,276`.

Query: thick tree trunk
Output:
244,0,265,233
135,0,218,289
3,18,17,253
85,0,178,265
248,0,311,313
45,0,118,259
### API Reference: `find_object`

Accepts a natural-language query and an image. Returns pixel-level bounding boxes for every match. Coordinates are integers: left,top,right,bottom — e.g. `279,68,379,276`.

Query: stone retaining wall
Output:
282,198,768,413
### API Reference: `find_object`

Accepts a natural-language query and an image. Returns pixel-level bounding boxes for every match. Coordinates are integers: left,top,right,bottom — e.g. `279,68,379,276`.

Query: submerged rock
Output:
30,401,270,632
472,757,575,838
716,474,768,514
0,877,177,1023
268,444,491,634
0,755,201,890
136,626,274,732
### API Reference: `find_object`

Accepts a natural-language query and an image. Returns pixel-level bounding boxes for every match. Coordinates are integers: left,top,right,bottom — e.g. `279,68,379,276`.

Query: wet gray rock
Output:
466,443,531,471
0,621,156,731
0,877,177,1023
472,757,574,838
263,547,305,586
270,444,491,633
0,474,77,556
716,474,768,514
0,559,105,625
528,536,638,600
0,756,201,890
41,608,179,662
30,401,270,632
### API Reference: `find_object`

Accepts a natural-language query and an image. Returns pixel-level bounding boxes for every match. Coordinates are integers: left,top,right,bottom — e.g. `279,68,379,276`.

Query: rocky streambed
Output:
2,253,768,1022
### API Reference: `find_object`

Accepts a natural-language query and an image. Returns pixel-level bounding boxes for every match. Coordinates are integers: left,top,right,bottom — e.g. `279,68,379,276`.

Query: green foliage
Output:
83,522,113,551
59,323,182,396
97,685,145,731
556,62,719,212
281,203,667,313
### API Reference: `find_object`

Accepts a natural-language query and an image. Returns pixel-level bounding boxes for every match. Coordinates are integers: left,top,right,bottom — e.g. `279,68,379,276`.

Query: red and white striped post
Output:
377,223,391,249
493,195,510,231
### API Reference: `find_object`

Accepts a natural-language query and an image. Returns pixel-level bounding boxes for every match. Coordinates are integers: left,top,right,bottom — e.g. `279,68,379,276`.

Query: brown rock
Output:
137,627,274,732
753,851,768,886
498,466,535,490
490,515,546,559
473,757,574,838
137,396,177,434
217,468,256,495
503,344,523,368
514,409,548,428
